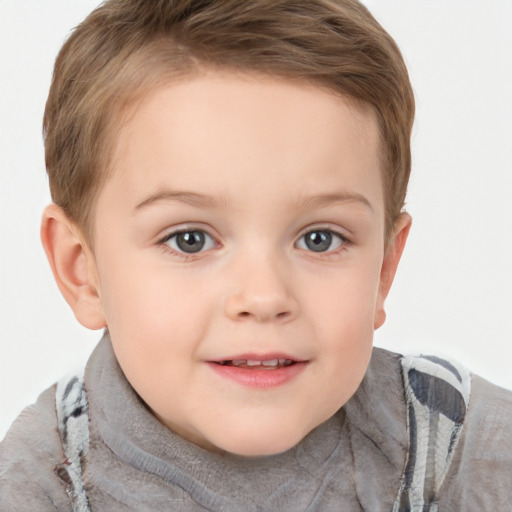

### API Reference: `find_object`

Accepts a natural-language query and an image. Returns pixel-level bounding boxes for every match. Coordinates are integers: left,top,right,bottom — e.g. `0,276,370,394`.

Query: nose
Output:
224,253,298,323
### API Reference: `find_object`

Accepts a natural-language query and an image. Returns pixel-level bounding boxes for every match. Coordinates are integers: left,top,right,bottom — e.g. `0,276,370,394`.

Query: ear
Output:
374,212,412,330
40,204,106,330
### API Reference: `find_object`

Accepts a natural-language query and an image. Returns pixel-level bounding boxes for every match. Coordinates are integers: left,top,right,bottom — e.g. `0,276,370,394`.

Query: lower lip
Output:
206,362,308,388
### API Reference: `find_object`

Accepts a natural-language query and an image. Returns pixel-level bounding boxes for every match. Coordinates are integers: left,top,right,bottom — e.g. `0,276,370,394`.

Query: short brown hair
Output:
44,0,414,241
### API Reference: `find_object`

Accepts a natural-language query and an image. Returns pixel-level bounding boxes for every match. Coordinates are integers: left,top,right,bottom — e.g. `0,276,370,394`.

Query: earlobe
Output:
374,212,412,330
40,204,106,330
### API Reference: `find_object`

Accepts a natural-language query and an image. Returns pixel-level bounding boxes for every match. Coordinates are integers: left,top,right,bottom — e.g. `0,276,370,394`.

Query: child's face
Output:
86,72,403,456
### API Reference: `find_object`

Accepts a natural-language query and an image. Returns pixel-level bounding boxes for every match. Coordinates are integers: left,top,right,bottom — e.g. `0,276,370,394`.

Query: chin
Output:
207,423,310,458
221,439,301,458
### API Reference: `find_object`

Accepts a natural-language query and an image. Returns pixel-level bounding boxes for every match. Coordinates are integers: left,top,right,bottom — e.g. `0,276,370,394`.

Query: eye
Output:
162,230,216,254
296,229,346,253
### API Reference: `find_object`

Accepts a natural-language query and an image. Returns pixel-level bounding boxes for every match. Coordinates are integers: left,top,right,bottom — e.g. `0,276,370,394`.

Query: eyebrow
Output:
295,191,374,212
134,190,221,211
134,188,374,213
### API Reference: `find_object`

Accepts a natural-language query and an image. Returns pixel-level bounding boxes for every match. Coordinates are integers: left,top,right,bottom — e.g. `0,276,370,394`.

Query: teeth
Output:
221,358,295,368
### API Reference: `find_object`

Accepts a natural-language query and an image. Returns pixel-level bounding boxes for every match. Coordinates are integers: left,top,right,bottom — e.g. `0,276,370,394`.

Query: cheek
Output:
100,252,203,328
102,271,209,409
303,261,381,332
302,261,380,387
99,259,220,377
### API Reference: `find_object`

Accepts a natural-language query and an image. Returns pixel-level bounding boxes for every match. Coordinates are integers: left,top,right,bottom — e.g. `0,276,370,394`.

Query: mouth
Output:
214,358,296,370
206,354,308,388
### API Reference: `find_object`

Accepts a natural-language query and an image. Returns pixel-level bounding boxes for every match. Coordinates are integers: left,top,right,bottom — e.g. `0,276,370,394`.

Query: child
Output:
1,1,511,510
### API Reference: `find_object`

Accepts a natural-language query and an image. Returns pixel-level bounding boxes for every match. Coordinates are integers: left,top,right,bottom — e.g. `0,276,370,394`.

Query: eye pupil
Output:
176,231,205,253
305,231,332,252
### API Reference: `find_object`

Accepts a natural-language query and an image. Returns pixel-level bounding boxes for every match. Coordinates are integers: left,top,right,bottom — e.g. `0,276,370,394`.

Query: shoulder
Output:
439,373,512,509
0,384,70,511
468,372,512,425
372,350,512,509
465,372,512,440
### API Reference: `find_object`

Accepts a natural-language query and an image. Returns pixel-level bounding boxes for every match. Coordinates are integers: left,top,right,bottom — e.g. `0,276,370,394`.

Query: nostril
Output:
237,311,289,320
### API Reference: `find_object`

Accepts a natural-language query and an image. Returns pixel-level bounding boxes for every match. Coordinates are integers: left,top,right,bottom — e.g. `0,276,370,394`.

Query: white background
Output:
1,1,511,439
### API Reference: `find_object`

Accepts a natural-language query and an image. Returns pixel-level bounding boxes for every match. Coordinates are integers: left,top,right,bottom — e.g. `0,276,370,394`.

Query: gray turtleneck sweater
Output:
1,336,511,511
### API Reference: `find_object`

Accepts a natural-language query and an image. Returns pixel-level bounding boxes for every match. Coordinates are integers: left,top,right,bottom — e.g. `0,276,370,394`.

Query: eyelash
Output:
157,227,350,259
158,228,217,260
295,227,350,256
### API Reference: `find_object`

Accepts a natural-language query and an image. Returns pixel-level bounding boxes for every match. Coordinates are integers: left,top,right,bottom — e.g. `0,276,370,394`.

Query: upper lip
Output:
207,353,308,363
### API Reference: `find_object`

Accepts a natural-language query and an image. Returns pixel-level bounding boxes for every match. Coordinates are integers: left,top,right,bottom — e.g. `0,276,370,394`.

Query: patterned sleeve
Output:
0,385,71,511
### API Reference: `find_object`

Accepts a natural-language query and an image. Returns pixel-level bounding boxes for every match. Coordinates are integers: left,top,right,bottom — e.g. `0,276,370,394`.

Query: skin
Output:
41,72,410,456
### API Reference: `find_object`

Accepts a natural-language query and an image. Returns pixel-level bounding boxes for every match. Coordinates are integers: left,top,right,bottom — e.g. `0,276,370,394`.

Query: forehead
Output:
99,72,383,224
